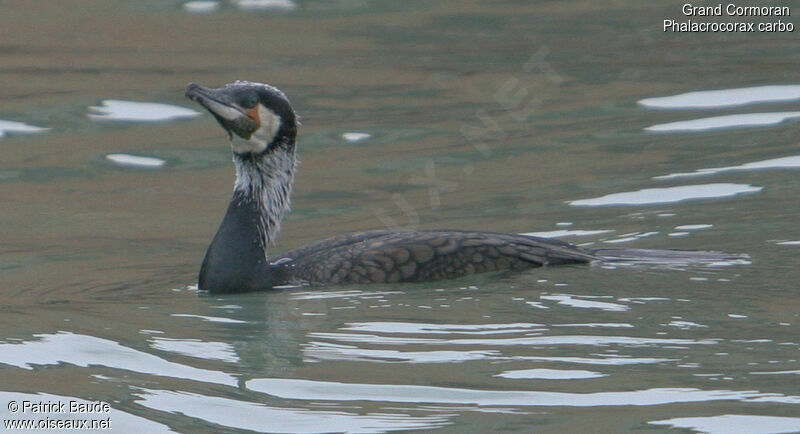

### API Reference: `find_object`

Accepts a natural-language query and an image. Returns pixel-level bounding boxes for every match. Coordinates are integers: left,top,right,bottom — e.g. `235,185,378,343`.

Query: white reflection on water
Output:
601,231,659,245
552,323,634,328
304,341,500,364
603,236,638,244
645,112,800,132
0,332,236,386
748,395,800,404
0,391,171,433
233,0,297,11
521,229,614,238
340,322,545,335
308,332,717,346
496,368,606,380
674,224,713,230
665,320,708,330
0,119,49,138
750,370,800,376
303,319,688,364
135,389,449,433
105,153,166,168
638,85,800,109
170,313,248,324
149,337,240,363
539,295,630,312
248,378,798,407
512,355,677,365
342,132,372,143
290,290,403,300
183,1,219,13
618,297,672,303
655,155,800,180
87,100,200,122
649,414,800,434
569,183,762,206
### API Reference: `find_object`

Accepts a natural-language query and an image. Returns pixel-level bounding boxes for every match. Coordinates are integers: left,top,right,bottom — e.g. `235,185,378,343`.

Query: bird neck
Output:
231,146,297,252
198,144,296,292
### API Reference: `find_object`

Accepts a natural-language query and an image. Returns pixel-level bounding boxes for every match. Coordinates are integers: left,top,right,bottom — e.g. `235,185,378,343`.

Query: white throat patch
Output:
230,106,282,155
233,147,297,255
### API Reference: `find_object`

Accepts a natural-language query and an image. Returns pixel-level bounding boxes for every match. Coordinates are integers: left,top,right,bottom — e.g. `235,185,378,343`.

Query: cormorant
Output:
185,81,744,293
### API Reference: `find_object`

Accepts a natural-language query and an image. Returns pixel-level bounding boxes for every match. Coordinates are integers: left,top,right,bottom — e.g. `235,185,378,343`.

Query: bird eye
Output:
241,94,259,109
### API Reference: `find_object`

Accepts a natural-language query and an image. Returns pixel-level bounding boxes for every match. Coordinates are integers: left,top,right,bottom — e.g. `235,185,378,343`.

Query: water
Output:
1,1,799,432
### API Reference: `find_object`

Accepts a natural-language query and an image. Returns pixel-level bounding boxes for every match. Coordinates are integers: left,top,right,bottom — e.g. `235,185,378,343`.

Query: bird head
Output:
185,81,296,155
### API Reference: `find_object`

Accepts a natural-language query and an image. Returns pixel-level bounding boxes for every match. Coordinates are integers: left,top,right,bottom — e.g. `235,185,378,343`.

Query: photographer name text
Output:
10,400,110,414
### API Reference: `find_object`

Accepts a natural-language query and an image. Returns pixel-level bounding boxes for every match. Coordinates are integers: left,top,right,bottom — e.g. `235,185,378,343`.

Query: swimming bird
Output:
185,81,744,293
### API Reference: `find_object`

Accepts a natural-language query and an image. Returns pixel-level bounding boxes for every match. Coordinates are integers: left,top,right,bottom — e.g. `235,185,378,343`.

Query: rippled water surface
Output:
1,1,799,432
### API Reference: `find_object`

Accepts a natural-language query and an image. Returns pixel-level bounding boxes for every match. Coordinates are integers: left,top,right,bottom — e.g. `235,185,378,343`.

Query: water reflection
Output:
603,231,659,244
649,414,800,434
87,100,200,122
750,370,800,376
569,183,762,206
639,85,800,109
0,120,49,138
170,313,249,324
105,153,166,168
308,331,718,346
182,1,219,13
655,155,800,180
495,368,606,380
339,322,546,335
511,355,678,365
247,378,798,407
645,112,800,132
0,332,236,386
551,323,634,328
304,341,500,363
232,0,297,12
148,337,240,363
135,388,449,433
521,229,614,238
674,224,712,231
539,295,630,311
664,320,708,330
341,132,372,143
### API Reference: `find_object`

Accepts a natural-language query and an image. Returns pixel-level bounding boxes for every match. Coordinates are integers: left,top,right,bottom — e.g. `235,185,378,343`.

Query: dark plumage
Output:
284,229,597,284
